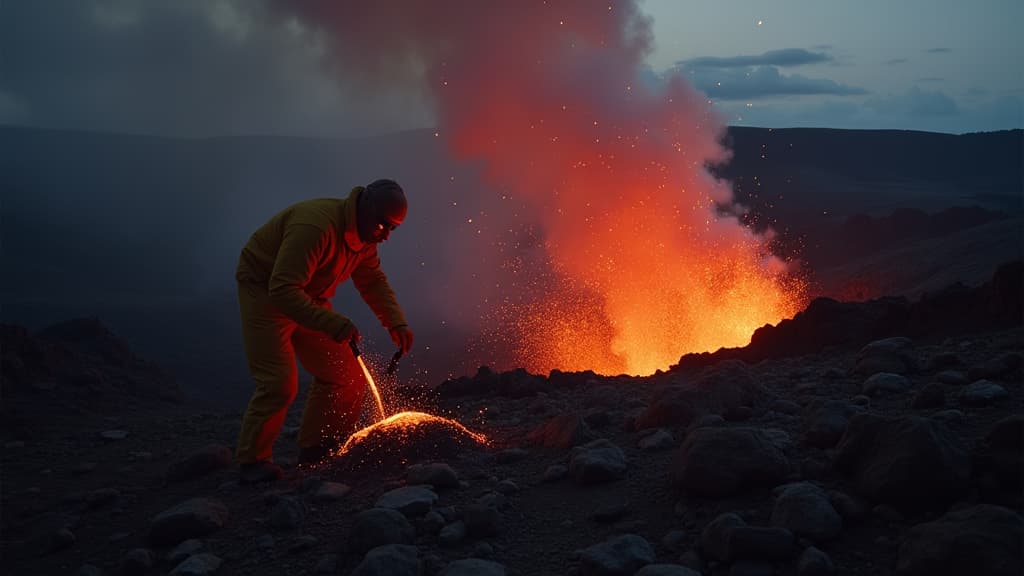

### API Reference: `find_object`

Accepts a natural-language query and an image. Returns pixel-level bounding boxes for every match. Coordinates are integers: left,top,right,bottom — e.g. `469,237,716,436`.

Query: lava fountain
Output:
278,2,809,376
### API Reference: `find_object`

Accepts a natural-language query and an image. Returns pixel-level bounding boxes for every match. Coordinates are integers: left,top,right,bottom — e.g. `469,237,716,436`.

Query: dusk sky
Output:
1,0,1021,137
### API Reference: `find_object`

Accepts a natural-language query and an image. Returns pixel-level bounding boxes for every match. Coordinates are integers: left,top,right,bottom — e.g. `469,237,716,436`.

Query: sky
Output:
1,0,1020,137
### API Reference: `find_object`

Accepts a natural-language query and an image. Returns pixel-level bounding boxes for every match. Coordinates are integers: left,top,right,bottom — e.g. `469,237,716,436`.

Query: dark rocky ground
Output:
2,263,1022,576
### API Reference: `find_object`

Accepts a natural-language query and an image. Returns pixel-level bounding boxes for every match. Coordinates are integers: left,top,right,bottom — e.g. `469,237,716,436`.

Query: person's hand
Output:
389,325,414,355
336,322,361,346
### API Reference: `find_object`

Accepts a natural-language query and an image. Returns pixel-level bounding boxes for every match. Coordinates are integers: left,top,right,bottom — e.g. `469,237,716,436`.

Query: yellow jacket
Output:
236,187,407,340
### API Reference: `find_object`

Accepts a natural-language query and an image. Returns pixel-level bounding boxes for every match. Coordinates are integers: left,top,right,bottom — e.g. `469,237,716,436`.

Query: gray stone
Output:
698,512,746,561
150,498,229,545
930,409,964,425
862,372,911,396
569,439,627,485
351,544,420,576
439,558,507,576
348,508,415,555
314,481,351,502
374,485,438,517
797,546,834,576
897,504,1023,576
438,521,466,547
169,553,222,576
672,427,792,498
770,399,802,415
418,510,446,535
287,535,318,554
577,534,656,576
527,413,597,449
728,562,776,576
100,429,129,441
463,503,503,536
167,539,204,565
771,482,843,542
406,463,459,490
957,379,1008,405
854,337,917,375
76,565,102,576
834,413,970,514
935,370,969,386
542,464,568,482
634,565,702,576
724,526,796,562
166,444,232,482
268,496,305,531
637,429,675,451
804,400,856,448
119,548,153,576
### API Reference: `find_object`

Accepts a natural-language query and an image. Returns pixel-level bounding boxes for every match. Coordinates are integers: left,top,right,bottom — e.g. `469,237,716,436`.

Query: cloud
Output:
680,66,867,100
677,48,832,69
885,58,908,66
713,87,1019,134
926,47,952,54
0,0,433,137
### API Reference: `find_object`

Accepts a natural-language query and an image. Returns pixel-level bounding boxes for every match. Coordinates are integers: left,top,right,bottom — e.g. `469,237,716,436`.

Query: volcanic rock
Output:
169,553,222,576
896,504,1023,576
973,415,1024,506
577,534,656,576
803,399,858,448
439,558,507,576
698,512,747,561
636,428,675,450
568,439,628,484
119,548,154,576
957,379,1009,405
853,337,918,376
724,525,796,562
833,413,971,514
909,382,946,409
634,564,702,576
406,462,460,490
861,372,911,396
314,481,351,502
527,413,597,449
348,508,415,555
351,544,420,576
166,443,233,483
167,539,204,565
268,496,305,531
149,498,229,546
797,546,835,576
375,486,439,517
672,427,792,498
967,351,1022,381
770,482,843,542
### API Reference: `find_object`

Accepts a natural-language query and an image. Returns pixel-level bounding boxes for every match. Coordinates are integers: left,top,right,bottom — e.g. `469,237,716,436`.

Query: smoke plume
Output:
274,1,805,375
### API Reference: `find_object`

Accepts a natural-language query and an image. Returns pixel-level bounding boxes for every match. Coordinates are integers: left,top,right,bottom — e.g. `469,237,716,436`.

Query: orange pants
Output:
235,282,366,464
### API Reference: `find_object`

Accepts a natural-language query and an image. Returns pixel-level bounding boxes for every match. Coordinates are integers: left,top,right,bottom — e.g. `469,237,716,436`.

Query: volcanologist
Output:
234,179,415,484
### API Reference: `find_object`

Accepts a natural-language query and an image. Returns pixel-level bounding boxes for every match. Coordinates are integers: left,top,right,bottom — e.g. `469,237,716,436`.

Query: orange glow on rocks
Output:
331,411,489,471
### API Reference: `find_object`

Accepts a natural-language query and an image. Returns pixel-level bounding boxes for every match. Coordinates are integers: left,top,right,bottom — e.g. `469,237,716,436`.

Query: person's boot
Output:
239,460,284,484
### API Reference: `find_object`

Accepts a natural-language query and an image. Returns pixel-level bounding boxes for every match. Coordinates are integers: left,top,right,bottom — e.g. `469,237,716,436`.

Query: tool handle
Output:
348,339,361,358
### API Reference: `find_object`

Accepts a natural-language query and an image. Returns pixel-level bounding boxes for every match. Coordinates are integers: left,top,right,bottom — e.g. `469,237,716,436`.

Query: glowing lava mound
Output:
328,411,489,473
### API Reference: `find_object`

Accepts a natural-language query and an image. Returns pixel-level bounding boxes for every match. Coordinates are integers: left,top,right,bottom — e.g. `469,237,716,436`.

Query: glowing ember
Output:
341,411,488,449
330,411,489,471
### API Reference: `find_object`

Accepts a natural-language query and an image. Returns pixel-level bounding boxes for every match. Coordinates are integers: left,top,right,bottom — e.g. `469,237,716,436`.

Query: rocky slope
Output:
1,264,1021,576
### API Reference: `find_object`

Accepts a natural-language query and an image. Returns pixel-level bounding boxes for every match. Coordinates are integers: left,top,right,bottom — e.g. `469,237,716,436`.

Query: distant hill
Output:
2,125,1020,404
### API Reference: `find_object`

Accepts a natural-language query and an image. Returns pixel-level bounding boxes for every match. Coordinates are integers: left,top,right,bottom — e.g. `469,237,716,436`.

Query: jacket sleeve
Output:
350,245,408,330
267,223,353,339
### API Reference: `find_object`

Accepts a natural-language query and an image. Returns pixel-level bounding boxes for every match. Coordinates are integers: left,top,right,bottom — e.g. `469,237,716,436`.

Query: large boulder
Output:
897,504,1023,576
833,413,970,514
672,427,792,498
